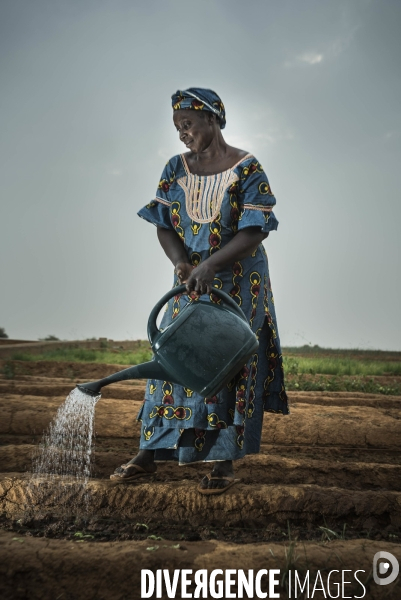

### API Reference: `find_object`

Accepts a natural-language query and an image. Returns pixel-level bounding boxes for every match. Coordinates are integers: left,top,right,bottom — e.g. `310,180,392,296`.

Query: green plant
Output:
286,373,401,396
318,519,347,542
73,531,94,539
281,541,302,595
284,357,299,375
0,327,8,338
284,355,401,377
319,526,340,542
8,346,153,365
3,361,15,379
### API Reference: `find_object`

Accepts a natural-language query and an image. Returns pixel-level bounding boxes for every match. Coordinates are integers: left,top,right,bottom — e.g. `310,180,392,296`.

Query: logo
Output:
373,551,399,586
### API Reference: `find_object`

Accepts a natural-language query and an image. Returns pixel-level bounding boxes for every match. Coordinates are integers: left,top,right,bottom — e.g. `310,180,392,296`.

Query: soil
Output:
0,359,400,599
1,532,400,600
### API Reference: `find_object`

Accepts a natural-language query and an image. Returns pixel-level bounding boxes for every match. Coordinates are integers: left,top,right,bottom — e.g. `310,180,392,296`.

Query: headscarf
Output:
171,88,226,129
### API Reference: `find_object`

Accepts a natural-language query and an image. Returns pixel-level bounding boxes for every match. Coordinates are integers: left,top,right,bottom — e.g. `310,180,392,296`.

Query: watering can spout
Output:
76,360,175,397
76,381,102,397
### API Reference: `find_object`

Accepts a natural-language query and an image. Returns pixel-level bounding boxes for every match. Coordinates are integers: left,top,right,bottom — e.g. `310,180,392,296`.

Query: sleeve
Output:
137,161,175,230
237,158,279,233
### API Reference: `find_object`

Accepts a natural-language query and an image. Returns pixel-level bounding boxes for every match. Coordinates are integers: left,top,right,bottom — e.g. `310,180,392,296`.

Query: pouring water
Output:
27,387,100,516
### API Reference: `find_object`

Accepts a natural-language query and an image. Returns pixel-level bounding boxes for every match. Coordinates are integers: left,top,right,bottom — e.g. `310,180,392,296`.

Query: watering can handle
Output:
147,284,248,344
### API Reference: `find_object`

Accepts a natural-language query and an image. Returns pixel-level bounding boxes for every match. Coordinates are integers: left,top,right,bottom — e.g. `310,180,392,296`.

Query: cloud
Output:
284,15,361,69
109,168,122,176
298,52,324,65
284,52,324,68
384,131,399,141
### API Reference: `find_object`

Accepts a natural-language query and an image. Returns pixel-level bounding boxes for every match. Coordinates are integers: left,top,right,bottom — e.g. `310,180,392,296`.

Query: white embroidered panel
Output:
177,170,239,223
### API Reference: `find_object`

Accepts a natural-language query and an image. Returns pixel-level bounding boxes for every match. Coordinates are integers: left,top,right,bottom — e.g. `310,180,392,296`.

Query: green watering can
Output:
77,284,259,398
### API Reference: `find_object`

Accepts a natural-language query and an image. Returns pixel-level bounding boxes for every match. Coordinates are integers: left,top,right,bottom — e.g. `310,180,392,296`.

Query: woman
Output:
111,88,289,494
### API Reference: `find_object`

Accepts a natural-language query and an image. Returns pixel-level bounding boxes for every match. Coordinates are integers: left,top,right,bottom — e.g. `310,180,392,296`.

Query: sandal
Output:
197,474,241,496
109,463,154,483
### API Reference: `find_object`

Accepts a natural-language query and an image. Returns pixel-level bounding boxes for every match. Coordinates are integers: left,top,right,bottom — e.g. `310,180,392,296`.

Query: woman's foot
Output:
198,460,237,493
110,449,157,481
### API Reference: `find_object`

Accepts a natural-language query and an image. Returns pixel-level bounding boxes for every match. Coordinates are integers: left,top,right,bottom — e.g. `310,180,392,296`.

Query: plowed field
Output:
0,359,400,599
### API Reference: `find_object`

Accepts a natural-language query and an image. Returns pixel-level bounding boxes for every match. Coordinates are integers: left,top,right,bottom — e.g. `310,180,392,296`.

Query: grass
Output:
281,348,401,395
282,345,401,359
283,355,401,377
285,374,401,396
9,347,153,365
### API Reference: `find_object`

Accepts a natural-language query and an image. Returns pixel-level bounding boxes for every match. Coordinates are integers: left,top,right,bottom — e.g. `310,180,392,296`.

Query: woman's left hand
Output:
175,262,193,284
185,262,216,296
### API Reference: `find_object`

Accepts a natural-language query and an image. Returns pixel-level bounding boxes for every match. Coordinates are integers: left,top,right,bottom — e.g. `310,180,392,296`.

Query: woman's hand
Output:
185,262,216,296
175,262,193,284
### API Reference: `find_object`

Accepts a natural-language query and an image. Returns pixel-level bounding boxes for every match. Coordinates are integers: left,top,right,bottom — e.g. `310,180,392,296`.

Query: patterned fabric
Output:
137,153,289,464
171,88,226,129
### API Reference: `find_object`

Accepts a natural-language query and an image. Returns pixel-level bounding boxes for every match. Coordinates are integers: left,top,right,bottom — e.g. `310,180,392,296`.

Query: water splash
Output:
27,387,100,517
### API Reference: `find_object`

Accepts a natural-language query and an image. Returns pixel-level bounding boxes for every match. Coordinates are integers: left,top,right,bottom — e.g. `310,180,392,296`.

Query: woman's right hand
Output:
175,262,193,284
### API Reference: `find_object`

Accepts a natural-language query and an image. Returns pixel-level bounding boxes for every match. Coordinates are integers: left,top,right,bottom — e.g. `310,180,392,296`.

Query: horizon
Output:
2,332,401,355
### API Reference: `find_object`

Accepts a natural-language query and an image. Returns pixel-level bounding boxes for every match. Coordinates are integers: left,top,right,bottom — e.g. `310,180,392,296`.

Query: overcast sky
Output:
1,0,400,349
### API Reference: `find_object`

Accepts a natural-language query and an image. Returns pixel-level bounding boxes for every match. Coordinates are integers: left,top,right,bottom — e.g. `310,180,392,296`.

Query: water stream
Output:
27,387,100,517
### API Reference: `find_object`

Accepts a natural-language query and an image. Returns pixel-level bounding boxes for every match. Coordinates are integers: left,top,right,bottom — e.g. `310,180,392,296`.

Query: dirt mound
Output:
0,360,136,380
1,359,400,598
2,473,401,532
0,532,400,600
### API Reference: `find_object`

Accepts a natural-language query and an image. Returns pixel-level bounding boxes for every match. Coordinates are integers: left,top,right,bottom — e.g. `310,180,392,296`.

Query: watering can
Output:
77,284,258,398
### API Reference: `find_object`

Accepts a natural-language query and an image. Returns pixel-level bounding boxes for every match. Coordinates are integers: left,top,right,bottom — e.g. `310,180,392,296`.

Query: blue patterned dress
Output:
137,153,289,464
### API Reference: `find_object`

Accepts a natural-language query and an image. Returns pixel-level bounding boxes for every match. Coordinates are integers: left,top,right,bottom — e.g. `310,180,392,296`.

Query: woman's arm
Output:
157,227,189,266
186,227,268,295
157,227,193,283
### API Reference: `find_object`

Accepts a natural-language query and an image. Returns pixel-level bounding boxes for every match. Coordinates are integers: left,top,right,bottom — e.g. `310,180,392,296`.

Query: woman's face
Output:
173,110,216,153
